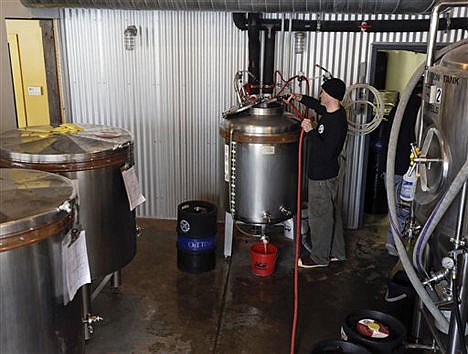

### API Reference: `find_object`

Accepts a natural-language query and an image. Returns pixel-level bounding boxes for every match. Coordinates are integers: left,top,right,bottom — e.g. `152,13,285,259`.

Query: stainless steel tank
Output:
219,102,300,224
0,168,84,353
415,44,468,247
0,124,137,279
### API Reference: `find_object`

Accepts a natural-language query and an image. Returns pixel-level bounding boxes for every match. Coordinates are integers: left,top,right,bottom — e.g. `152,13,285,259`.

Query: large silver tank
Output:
415,44,468,249
219,102,300,224
0,124,137,279
0,168,84,353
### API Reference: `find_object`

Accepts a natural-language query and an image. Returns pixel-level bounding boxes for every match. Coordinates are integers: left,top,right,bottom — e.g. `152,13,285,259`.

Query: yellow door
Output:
6,19,53,128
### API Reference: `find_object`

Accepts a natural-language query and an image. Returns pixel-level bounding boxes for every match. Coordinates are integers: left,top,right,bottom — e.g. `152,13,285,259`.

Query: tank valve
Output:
83,313,103,337
279,205,292,217
136,225,143,238
423,268,450,286
58,200,73,214
262,211,271,223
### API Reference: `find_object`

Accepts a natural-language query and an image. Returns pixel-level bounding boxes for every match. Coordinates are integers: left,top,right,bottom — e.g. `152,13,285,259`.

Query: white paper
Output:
429,85,437,104
122,165,146,210
62,230,91,305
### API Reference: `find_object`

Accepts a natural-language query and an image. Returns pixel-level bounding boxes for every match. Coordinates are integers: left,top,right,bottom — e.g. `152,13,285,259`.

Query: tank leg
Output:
111,270,122,292
81,284,92,341
224,212,233,258
412,297,424,342
90,273,113,302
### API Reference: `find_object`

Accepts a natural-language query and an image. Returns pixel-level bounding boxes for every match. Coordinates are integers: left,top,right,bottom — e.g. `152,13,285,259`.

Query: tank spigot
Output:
262,211,271,223
83,313,103,337
84,314,103,325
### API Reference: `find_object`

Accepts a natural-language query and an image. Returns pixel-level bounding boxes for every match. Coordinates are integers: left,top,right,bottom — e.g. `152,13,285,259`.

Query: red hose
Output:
272,73,311,353
287,102,307,354
290,128,305,354
274,70,310,99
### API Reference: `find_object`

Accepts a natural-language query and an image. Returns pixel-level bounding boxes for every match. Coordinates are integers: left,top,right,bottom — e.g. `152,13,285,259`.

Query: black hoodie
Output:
300,95,348,180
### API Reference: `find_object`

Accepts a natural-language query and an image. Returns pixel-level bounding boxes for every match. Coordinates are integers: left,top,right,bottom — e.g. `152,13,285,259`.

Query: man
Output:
288,78,348,268
384,82,423,256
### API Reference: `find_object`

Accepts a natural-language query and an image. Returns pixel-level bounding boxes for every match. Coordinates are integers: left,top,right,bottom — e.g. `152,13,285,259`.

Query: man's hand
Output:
301,118,313,132
283,93,303,104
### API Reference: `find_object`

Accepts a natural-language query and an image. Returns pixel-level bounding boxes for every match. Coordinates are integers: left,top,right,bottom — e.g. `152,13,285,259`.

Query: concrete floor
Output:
85,214,401,353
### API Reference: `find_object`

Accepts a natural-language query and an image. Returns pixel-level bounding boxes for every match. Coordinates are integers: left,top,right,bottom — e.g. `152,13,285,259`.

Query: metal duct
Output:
21,0,438,14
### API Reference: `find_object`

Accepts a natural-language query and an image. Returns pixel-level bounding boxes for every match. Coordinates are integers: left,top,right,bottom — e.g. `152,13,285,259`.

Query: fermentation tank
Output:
219,102,301,225
0,124,137,279
0,168,84,353
414,44,468,257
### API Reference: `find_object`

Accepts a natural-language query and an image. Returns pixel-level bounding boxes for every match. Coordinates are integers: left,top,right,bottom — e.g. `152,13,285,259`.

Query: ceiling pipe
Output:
247,13,261,94
234,9,466,98
20,0,439,13
262,26,276,94
232,13,468,33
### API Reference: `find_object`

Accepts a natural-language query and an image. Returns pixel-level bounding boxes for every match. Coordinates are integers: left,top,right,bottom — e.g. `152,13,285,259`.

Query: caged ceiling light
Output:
124,25,138,51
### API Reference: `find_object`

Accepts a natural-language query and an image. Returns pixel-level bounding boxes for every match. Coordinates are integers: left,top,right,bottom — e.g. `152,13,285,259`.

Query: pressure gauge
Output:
441,257,455,270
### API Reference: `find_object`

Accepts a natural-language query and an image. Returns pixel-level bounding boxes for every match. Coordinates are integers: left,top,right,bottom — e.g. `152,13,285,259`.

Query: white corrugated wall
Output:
60,8,467,226
61,9,248,218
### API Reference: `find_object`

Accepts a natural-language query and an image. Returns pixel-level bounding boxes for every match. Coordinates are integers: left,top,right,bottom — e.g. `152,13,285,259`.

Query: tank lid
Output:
250,103,284,116
0,124,133,164
0,168,75,242
220,103,300,137
440,45,468,71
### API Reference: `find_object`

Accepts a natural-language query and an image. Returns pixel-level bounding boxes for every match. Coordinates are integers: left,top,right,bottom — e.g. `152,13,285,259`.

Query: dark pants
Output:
305,177,346,265
386,174,410,250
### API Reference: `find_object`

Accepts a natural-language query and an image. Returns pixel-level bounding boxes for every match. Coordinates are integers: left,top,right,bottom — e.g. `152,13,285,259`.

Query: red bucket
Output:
250,242,278,277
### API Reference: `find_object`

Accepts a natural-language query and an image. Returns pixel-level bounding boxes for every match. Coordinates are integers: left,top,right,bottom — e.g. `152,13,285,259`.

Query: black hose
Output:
232,14,468,33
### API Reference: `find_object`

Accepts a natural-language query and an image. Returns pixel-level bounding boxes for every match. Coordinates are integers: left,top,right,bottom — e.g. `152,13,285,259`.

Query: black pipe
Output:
262,26,276,94
247,13,261,94
233,12,248,30
233,14,468,33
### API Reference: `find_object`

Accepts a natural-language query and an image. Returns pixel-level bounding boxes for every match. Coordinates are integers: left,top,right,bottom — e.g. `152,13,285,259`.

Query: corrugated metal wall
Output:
266,10,466,228
61,8,467,226
61,9,248,218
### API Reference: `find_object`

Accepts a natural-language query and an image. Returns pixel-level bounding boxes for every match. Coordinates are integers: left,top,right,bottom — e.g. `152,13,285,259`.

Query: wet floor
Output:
85,214,401,353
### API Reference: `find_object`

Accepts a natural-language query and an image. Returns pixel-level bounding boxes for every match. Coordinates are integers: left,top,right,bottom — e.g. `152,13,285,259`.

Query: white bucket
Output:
283,218,294,239
282,209,309,240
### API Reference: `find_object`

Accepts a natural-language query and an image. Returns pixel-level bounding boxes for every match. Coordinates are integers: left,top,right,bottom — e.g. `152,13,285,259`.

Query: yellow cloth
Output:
21,123,84,138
